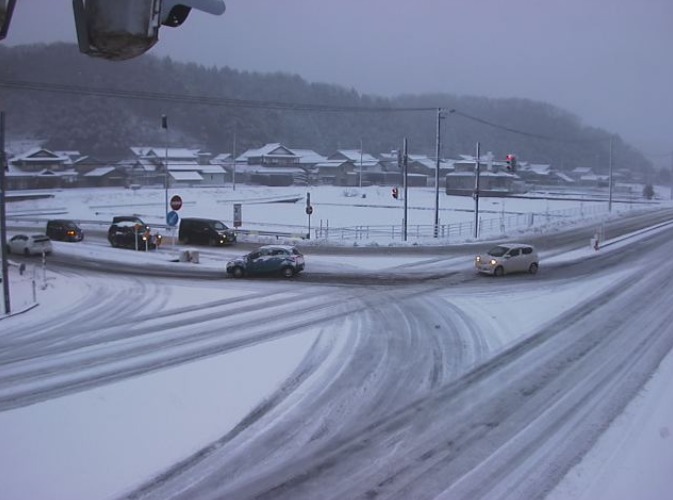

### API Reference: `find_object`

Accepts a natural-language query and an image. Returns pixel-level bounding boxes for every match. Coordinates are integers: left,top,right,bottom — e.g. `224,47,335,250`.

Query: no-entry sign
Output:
170,195,183,211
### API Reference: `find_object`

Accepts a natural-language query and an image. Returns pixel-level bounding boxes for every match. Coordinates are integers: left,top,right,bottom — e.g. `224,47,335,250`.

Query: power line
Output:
447,109,611,144
0,78,436,113
0,78,616,146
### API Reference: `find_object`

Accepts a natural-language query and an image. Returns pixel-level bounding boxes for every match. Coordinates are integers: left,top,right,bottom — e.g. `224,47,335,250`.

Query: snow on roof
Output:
12,148,70,162
169,171,204,181
198,165,226,174
292,149,327,164
334,150,378,163
167,161,201,171
249,166,305,174
572,167,593,174
555,172,575,182
131,147,200,159
238,143,297,161
212,153,232,163
84,167,117,177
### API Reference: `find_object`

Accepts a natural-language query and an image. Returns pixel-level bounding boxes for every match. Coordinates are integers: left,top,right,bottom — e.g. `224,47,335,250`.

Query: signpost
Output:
306,192,313,239
233,203,242,228
167,194,182,245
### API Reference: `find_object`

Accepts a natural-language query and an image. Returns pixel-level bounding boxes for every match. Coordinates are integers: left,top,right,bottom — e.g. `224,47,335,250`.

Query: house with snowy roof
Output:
128,147,226,187
7,147,78,189
234,143,314,186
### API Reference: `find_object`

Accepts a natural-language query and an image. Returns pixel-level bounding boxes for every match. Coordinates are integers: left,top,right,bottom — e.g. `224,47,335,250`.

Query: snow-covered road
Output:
1,212,673,499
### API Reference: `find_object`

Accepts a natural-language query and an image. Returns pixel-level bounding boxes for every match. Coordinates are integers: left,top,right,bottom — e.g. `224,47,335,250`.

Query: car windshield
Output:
487,246,509,257
212,221,228,230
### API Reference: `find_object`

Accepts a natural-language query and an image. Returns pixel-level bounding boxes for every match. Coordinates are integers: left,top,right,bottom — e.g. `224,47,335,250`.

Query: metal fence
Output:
311,202,624,243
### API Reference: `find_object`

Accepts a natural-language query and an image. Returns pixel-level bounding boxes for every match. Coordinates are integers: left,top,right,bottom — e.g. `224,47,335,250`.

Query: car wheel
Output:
209,237,218,247
231,266,244,279
529,263,539,274
494,266,504,277
281,266,295,279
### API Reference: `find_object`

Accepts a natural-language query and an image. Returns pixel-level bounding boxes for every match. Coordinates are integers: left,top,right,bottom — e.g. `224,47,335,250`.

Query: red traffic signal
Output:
392,187,399,199
505,154,516,172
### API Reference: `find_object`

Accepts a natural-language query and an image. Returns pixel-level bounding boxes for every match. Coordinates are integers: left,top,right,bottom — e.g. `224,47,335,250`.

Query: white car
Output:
475,243,539,276
7,234,53,256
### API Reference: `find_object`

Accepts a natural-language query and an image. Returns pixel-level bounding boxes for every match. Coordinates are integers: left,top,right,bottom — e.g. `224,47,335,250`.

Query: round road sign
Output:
166,210,179,226
170,195,183,211
306,205,313,215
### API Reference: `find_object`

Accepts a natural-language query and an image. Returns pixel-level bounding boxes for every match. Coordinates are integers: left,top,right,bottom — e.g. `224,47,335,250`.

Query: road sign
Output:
170,195,183,211
306,205,313,215
166,210,179,226
233,203,242,228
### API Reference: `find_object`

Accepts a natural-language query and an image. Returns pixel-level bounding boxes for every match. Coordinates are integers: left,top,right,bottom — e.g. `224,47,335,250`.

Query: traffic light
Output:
505,154,517,172
392,187,399,199
72,0,226,60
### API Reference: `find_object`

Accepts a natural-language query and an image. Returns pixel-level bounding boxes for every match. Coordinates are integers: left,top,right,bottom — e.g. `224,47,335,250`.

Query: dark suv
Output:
226,245,305,278
107,216,162,250
178,217,237,246
46,219,84,242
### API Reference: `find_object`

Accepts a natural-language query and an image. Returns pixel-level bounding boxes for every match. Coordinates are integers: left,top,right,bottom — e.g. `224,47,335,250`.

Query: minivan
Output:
178,217,237,246
46,219,84,242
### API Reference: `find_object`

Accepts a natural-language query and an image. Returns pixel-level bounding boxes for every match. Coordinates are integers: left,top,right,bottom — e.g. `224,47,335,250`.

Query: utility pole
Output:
434,108,442,237
608,135,613,212
0,111,10,314
162,114,169,222
359,139,363,189
474,142,480,239
232,130,237,191
403,137,408,242
669,151,672,201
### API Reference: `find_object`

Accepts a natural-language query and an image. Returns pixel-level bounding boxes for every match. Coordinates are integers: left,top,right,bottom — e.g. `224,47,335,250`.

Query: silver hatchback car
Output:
475,243,539,276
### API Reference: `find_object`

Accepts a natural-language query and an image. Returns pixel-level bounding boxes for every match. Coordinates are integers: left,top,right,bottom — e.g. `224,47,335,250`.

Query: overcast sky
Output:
5,0,673,166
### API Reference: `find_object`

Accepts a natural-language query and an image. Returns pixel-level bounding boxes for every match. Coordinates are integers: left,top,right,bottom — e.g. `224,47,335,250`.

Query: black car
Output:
178,217,237,246
46,219,84,242
226,245,305,278
107,216,162,250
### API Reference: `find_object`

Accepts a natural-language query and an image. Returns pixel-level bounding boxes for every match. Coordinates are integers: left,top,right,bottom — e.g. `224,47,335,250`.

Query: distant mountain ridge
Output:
0,43,652,174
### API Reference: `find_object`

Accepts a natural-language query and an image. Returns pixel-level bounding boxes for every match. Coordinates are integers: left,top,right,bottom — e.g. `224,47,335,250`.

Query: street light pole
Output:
434,108,442,237
608,135,613,212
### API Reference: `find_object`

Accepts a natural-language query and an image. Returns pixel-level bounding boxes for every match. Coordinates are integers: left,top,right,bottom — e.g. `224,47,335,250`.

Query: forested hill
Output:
0,43,651,173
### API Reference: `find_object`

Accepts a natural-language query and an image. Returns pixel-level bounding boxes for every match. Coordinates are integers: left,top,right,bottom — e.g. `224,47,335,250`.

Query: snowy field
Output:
1,184,672,499
5,184,654,245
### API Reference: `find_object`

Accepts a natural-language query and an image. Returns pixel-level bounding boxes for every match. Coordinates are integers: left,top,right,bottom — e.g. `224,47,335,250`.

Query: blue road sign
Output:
166,210,179,226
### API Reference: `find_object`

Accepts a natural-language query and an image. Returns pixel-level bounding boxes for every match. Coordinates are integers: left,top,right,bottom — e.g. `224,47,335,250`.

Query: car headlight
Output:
489,259,497,266
476,256,481,263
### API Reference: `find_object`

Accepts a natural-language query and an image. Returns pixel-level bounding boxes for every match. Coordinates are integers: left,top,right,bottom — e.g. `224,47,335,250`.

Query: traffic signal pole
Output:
403,137,408,242
473,142,481,239
434,108,442,238
0,111,10,314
